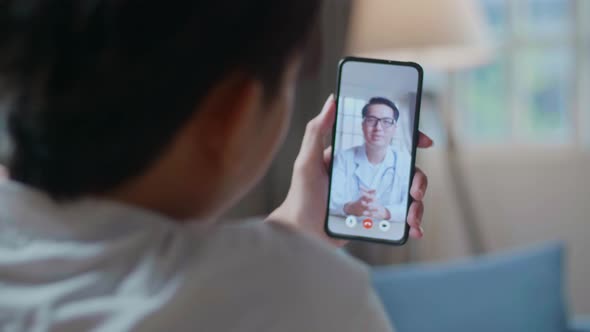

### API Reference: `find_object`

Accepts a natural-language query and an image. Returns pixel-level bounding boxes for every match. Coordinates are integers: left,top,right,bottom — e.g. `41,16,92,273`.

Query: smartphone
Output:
324,57,423,245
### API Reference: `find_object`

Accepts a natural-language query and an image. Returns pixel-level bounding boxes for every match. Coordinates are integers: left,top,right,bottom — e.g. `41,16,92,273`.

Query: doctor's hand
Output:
343,187,390,220
358,187,391,220
343,194,370,217
268,95,433,247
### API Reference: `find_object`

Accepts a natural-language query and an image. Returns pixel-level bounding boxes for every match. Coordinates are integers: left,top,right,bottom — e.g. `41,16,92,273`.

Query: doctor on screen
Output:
330,97,411,222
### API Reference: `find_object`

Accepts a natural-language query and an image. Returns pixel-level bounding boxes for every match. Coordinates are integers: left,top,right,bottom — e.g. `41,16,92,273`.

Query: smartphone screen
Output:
325,57,423,245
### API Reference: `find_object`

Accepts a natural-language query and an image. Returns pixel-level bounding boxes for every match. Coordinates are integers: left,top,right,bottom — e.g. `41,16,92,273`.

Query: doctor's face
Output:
362,104,397,149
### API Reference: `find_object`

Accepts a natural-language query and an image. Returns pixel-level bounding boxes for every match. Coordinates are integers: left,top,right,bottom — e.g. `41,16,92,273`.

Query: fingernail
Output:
325,94,334,105
321,94,335,114
419,226,424,235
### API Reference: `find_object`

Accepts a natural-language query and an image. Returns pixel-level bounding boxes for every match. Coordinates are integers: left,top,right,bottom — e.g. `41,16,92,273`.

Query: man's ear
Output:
186,73,264,168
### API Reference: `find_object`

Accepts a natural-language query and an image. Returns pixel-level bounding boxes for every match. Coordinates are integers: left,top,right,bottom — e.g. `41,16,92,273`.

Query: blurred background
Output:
226,0,590,315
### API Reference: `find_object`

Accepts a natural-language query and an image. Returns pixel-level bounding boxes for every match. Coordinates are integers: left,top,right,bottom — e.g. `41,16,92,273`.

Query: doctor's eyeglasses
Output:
363,116,396,128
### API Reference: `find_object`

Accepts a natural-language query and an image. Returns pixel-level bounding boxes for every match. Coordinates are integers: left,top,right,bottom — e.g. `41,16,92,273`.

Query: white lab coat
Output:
329,144,411,222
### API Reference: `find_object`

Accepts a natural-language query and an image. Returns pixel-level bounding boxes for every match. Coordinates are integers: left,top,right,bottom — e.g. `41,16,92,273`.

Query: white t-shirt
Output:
0,181,394,332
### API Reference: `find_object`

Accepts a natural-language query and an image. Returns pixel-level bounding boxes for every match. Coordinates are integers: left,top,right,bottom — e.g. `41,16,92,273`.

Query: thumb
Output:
315,94,336,135
297,95,336,164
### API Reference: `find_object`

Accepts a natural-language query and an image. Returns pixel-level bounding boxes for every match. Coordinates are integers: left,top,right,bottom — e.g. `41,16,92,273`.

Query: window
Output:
444,0,589,146
336,96,366,151
580,0,590,145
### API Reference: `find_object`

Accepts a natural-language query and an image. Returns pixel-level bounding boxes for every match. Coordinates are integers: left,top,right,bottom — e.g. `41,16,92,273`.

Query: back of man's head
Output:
0,0,321,199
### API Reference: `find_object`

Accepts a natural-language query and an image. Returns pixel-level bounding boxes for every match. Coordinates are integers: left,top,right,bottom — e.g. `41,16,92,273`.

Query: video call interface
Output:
327,60,420,242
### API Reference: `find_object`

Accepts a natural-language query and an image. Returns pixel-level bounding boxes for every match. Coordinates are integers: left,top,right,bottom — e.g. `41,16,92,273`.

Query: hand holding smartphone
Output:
324,57,424,245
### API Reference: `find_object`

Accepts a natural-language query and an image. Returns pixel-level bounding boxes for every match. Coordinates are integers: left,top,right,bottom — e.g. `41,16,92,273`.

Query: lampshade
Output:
347,0,494,70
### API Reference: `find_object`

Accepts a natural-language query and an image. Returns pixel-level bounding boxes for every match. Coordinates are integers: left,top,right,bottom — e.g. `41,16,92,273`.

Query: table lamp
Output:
347,0,494,70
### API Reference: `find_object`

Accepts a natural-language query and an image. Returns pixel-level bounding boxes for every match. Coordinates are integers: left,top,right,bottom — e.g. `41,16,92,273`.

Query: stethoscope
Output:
354,151,397,198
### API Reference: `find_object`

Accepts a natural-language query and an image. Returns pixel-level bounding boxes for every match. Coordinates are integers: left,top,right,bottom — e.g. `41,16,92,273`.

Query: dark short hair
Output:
361,97,400,121
0,0,321,199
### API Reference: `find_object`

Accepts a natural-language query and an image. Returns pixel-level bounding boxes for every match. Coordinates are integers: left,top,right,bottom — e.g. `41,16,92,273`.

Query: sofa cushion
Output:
372,243,568,332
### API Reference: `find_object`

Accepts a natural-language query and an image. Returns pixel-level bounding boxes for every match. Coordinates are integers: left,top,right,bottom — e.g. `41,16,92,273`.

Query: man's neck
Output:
365,144,387,165
105,143,222,222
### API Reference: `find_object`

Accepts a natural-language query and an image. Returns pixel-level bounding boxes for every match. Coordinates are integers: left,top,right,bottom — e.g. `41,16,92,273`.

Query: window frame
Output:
448,0,589,149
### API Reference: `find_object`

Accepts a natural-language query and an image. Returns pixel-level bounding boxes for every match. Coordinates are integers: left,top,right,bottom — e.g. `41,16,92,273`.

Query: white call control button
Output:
345,216,357,228
379,220,391,232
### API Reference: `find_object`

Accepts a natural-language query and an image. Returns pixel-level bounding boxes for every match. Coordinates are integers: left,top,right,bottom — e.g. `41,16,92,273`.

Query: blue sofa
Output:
372,243,590,332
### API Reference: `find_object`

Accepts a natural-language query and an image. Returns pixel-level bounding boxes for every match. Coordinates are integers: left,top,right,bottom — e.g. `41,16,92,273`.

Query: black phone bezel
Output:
323,56,424,246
